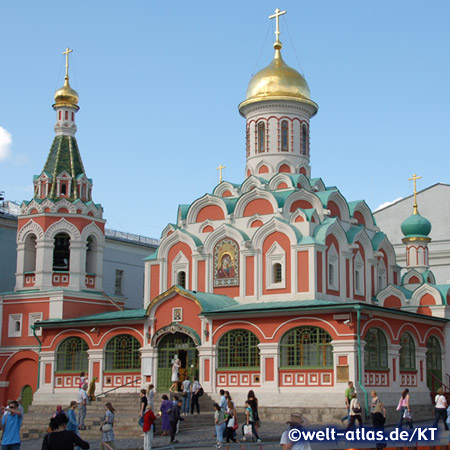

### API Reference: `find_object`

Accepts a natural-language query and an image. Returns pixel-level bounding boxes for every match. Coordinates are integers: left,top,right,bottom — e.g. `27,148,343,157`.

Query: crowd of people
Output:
3,368,450,449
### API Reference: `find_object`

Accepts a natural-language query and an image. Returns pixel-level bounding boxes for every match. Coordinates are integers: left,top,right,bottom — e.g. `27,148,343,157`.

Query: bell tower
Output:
15,49,106,295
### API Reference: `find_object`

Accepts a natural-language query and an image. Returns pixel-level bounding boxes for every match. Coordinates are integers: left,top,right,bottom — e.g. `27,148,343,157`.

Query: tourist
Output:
433,387,449,430
169,358,181,392
1,400,23,449
41,414,90,449
67,401,79,433
341,381,355,424
225,400,237,443
147,384,155,411
346,392,363,430
160,394,172,436
87,377,97,402
181,375,191,415
219,389,227,410
190,376,201,414
224,391,235,408
52,405,66,418
247,390,260,433
100,402,116,450
169,399,184,444
242,399,260,443
143,405,157,450
396,388,413,429
79,372,87,388
280,413,311,450
77,383,88,430
138,389,148,426
213,402,227,448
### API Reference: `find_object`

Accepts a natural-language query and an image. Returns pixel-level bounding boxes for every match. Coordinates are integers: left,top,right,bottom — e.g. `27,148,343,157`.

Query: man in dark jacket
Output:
169,399,184,443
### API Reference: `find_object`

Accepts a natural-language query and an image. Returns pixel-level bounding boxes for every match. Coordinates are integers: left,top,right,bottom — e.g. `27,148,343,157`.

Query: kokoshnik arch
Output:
0,11,448,418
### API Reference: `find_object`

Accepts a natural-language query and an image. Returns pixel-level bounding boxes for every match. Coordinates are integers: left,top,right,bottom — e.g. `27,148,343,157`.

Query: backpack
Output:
198,387,204,397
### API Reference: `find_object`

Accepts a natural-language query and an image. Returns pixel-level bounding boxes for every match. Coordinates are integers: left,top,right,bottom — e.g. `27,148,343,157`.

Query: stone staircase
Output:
22,391,228,441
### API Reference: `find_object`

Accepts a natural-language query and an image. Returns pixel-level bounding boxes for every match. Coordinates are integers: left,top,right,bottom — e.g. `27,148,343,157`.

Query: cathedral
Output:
1,11,448,419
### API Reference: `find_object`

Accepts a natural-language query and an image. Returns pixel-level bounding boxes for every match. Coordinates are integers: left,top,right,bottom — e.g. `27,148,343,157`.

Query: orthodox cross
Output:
269,8,287,42
62,47,73,79
216,164,226,184
408,173,422,214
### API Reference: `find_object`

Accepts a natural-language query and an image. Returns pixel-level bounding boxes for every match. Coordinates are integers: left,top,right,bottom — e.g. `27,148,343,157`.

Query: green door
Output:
21,385,33,413
157,332,198,391
426,336,442,391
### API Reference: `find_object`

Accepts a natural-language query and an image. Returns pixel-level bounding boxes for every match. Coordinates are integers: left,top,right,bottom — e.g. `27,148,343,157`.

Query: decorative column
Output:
388,344,401,390
87,349,104,394
331,340,360,388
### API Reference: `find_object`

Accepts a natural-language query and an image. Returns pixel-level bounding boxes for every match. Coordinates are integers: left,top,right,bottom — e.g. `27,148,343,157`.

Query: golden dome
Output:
240,42,317,113
54,77,79,108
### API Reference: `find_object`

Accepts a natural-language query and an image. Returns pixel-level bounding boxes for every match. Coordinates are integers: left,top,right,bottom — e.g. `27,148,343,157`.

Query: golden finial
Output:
216,164,226,184
269,8,286,49
408,173,422,215
62,47,73,82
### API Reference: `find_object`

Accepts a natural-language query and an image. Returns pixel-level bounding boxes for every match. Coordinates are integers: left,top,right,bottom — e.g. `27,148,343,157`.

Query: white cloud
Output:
375,197,403,211
0,127,12,161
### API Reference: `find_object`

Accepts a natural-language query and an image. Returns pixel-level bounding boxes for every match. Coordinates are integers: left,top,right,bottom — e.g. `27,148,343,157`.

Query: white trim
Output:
28,312,43,337
8,314,22,338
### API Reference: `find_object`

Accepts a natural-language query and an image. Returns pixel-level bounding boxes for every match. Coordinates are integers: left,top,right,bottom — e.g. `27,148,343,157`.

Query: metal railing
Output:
95,377,142,401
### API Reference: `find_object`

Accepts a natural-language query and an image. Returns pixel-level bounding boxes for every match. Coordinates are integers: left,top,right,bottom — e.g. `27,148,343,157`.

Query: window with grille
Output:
327,244,338,291
354,252,364,296
301,124,308,155
280,326,332,367
105,334,141,370
56,337,88,372
364,328,388,369
115,269,124,295
218,329,260,369
281,120,289,151
399,332,415,370
273,263,282,283
258,122,265,153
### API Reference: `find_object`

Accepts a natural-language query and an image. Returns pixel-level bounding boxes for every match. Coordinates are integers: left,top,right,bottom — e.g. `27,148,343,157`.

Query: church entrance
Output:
157,332,198,391
426,336,442,391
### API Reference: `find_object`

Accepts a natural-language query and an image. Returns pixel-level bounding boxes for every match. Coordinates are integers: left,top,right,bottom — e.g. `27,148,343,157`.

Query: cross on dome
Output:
62,47,73,81
408,173,422,214
216,164,226,184
269,8,286,44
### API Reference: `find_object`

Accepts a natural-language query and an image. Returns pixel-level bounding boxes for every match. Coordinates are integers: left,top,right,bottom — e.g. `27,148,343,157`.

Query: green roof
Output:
313,218,338,244
178,204,190,221
371,232,387,250
434,284,450,305
36,308,147,328
346,225,363,243
40,135,86,201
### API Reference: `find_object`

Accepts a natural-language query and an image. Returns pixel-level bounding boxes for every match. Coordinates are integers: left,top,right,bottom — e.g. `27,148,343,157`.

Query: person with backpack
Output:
346,392,363,430
190,377,202,414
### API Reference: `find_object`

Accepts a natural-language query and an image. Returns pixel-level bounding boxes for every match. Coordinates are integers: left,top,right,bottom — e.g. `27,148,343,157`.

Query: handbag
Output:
198,387,204,396
182,391,187,397
403,410,412,421
101,423,112,432
352,403,362,414
232,419,239,431
227,416,235,428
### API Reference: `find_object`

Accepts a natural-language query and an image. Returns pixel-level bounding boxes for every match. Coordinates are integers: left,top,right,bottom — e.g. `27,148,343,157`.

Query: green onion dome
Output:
401,212,431,239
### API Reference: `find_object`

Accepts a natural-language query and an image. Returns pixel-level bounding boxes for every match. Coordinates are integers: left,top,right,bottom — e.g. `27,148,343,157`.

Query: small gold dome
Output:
54,78,79,107
240,42,317,114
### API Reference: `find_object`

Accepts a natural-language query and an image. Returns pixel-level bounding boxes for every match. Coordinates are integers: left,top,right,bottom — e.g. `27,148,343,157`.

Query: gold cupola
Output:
53,48,79,110
239,10,317,115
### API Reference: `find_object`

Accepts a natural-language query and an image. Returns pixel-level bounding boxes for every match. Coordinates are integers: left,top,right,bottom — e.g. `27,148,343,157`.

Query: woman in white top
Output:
433,387,449,430
169,359,181,392
346,392,363,430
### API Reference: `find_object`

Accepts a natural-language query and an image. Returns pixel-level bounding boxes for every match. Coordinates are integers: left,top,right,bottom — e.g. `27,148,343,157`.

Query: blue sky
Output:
1,1,449,238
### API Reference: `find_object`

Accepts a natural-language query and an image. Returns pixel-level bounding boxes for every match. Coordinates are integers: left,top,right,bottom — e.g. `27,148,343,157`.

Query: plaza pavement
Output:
18,419,450,450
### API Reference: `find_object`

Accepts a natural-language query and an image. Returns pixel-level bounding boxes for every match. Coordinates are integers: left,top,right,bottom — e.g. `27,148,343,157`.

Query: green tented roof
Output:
346,225,363,244
35,309,147,328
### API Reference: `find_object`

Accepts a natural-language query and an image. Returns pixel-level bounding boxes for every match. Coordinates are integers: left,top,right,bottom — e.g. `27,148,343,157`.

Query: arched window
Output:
364,328,388,369
218,329,260,369
273,263,282,283
280,326,332,367
105,334,141,370
399,332,415,370
354,252,364,296
258,122,265,153
426,335,442,388
56,337,89,372
24,233,37,272
301,124,308,155
327,244,338,291
281,120,289,151
61,184,67,196
177,271,186,288
53,233,70,271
